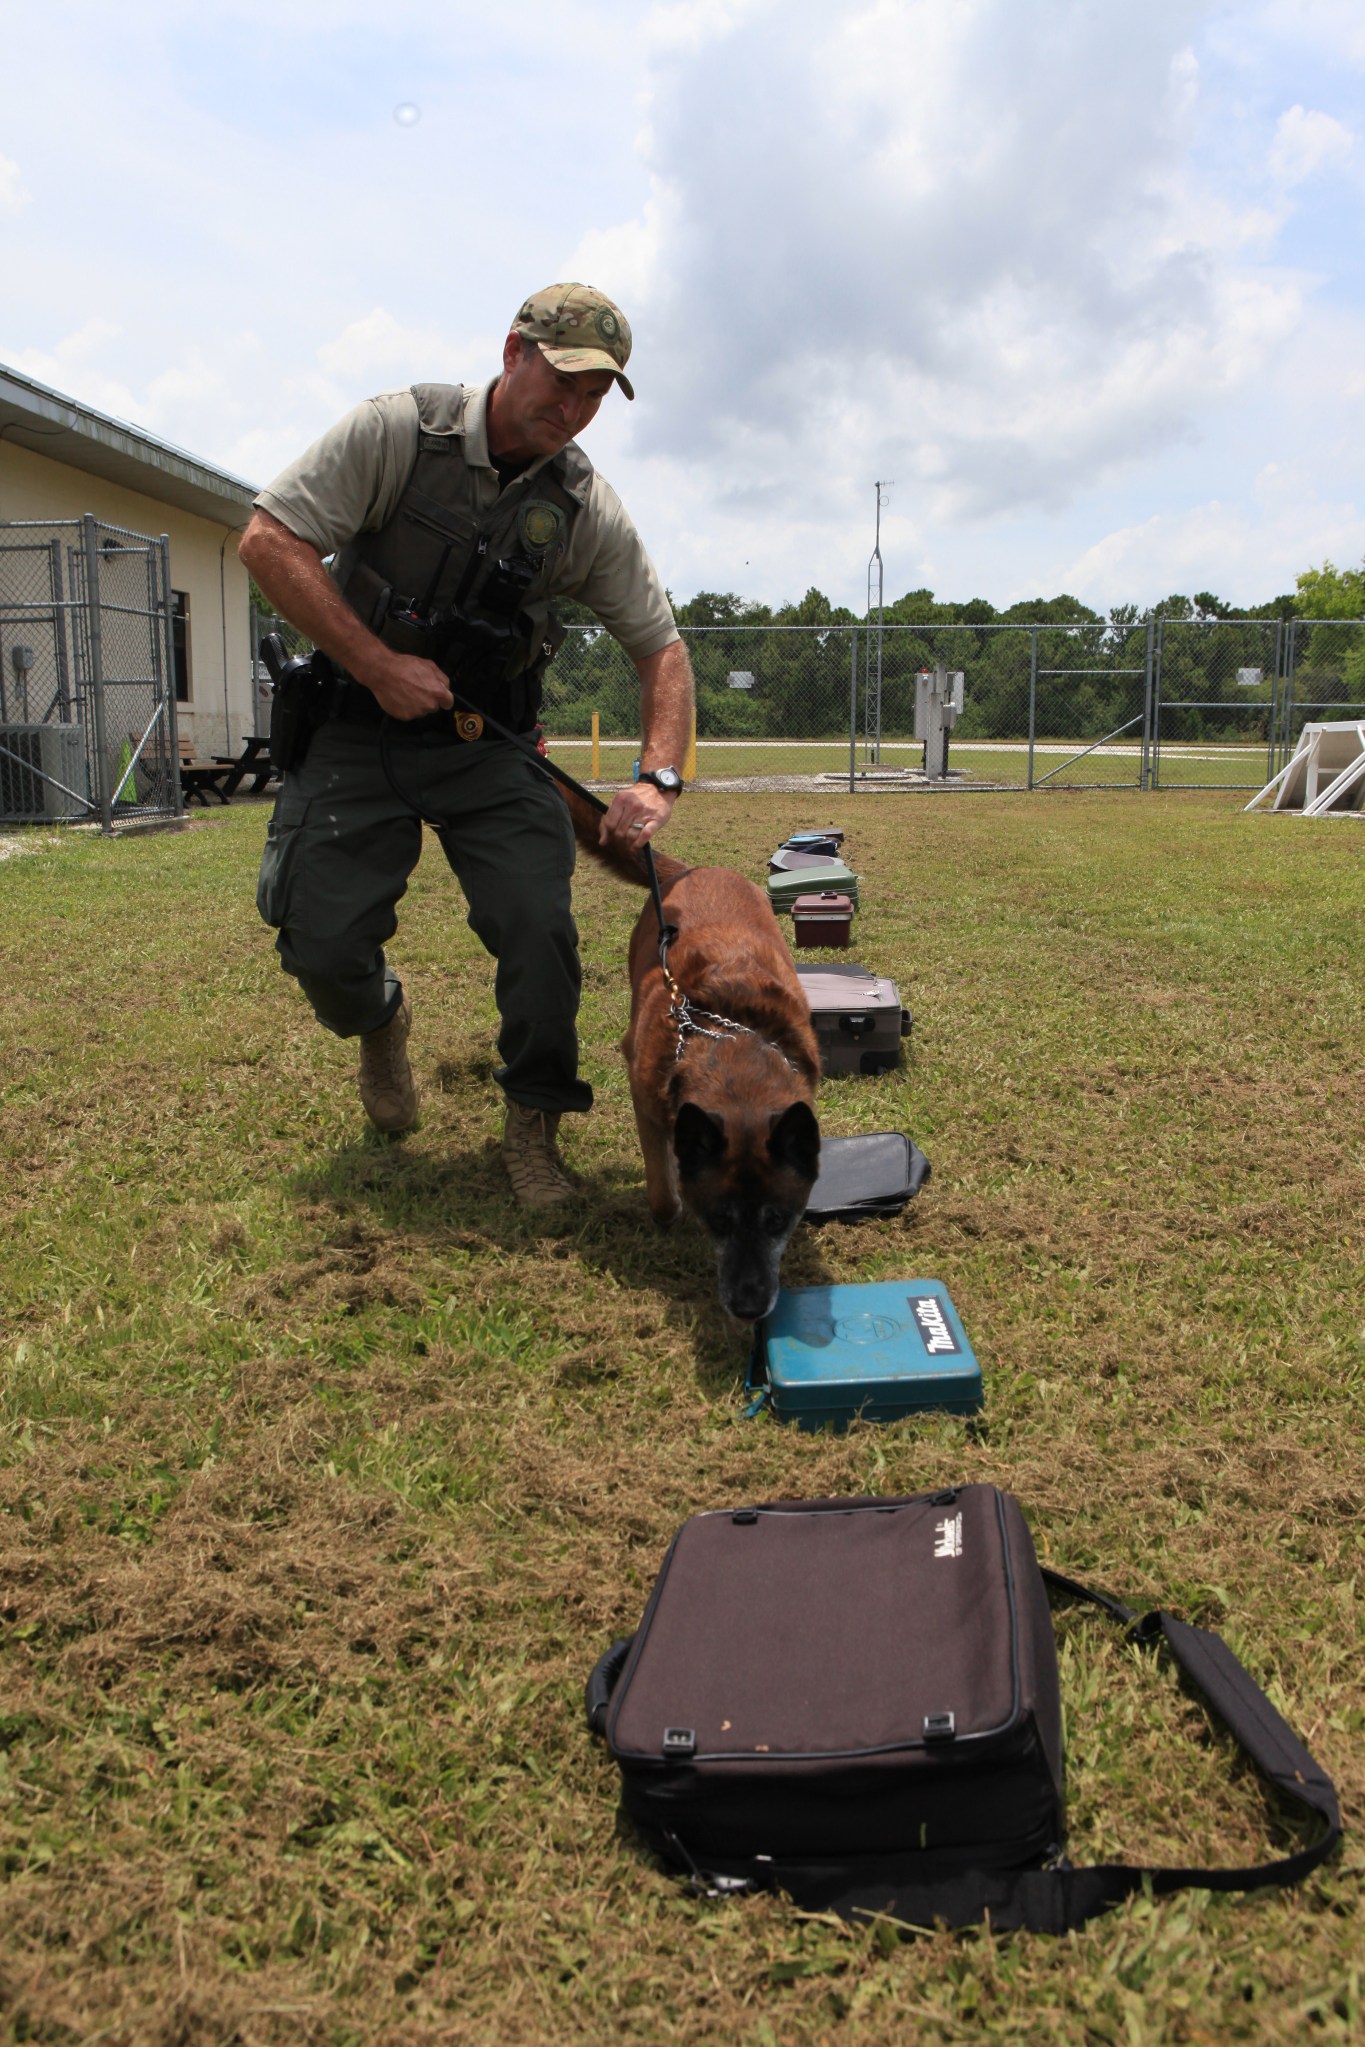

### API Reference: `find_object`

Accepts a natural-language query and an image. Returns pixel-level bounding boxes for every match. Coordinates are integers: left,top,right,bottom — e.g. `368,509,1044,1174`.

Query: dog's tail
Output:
556,776,690,891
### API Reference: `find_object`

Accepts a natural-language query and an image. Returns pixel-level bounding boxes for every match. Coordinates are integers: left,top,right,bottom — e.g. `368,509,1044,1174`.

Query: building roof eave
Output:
0,362,258,529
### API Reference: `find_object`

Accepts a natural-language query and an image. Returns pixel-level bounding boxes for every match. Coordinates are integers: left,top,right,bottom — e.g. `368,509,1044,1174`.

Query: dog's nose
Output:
725,1282,776,1324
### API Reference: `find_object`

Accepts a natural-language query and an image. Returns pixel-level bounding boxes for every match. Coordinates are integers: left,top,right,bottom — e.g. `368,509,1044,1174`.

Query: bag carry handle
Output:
815,1578,1342,1933
585,1638,634,1738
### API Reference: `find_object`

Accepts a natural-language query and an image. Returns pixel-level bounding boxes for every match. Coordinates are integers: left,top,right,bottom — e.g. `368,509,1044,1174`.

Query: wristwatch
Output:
637,765,684,795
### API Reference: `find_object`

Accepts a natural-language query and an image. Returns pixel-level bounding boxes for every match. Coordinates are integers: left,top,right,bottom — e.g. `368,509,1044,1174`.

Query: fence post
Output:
49,535,73,721
591,709,600,781
80,515,114,835
849,626,858,795
1141,619,1155,790
1027,626,1038,789
1282,620,1298,770
160,535,185,819
1268,618,1282,786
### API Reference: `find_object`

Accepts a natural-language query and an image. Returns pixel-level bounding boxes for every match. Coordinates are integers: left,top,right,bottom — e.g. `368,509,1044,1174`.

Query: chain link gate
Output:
1150,618,1283,790
0,515,182,829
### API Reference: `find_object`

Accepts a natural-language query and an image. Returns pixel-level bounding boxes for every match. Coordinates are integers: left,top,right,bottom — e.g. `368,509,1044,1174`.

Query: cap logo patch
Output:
594,307,621,344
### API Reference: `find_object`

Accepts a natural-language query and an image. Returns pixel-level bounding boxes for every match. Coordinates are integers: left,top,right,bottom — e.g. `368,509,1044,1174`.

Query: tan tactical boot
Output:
358,996,417,1134
501,1100,580,1206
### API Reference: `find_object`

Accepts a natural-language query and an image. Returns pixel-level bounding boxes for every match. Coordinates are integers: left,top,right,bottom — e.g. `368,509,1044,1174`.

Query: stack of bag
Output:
765,825,859,925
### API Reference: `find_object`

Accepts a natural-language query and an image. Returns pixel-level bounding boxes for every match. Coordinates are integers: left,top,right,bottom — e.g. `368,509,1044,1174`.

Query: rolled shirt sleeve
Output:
253,393,419,558
554,474,679,663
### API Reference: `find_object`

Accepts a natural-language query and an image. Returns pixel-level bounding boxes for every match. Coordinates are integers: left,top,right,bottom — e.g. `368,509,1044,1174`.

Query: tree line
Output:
547,563,1365,740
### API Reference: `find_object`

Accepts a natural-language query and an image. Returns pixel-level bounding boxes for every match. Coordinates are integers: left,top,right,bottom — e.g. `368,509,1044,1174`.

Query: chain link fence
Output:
0,516,181,828
1281,618,1365,758
545,614,1365,795
135,602,1365,805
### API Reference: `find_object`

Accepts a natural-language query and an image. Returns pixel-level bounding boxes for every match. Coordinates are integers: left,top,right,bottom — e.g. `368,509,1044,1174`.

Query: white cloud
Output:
1047,462,1365,608
616,0,1308,540
316,308,456,382
1269,105,1356,185
10,323,143,421
1258,0,1365,69
0,155,29,215
3,0,1365,613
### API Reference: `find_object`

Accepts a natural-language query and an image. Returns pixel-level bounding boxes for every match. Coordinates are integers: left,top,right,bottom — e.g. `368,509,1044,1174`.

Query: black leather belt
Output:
330,680,524,743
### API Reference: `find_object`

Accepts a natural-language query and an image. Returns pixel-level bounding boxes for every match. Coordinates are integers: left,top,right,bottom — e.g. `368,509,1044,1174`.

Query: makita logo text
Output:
910,1295,961,1355
934,1513,963,1558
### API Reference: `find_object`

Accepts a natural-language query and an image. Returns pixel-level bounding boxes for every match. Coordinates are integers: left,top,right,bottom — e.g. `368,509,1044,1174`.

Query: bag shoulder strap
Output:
830,1574,1342,1932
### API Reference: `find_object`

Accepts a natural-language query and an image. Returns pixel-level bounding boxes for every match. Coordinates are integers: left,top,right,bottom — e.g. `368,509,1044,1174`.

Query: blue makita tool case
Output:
747,1281,983,1429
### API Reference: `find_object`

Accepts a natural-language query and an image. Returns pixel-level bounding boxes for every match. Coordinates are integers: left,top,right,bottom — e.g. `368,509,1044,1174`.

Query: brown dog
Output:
560,786,821,1321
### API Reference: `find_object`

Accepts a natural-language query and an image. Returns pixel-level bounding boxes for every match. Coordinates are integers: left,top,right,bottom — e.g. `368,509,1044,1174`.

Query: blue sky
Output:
2,0,1363,613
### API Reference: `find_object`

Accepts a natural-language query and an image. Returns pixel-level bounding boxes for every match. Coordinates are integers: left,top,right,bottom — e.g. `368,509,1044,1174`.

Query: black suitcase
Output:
586,1485,1340,1932
795,963,910,1075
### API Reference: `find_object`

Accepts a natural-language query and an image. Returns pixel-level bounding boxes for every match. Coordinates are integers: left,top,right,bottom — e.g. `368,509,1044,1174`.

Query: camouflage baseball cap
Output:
512,283,635,400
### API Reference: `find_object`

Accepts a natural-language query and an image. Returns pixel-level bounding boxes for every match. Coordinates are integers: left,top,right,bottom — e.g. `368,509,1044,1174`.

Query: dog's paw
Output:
648,1200,681,1231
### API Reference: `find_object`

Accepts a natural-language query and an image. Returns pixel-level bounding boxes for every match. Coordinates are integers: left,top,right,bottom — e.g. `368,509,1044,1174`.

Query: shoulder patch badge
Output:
520,501,564,553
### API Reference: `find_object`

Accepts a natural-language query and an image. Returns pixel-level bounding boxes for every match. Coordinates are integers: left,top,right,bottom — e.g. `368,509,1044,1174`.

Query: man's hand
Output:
239,510,455,721
600,779,676,852
351,649,455,722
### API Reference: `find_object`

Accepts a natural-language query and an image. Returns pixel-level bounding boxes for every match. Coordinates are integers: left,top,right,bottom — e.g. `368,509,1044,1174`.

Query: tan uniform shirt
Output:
254,380,679,663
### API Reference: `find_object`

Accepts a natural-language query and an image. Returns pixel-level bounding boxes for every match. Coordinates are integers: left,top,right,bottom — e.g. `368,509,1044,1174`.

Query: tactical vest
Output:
332,382,592,729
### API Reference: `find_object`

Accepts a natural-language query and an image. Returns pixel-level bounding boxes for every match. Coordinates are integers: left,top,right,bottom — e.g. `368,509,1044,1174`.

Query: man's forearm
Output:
239,510,391,683
239,509,453,719
636,638,695,772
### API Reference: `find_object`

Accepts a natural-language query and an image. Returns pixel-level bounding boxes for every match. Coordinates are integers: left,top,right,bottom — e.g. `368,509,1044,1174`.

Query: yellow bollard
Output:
591,710,600,781
683,707,698,784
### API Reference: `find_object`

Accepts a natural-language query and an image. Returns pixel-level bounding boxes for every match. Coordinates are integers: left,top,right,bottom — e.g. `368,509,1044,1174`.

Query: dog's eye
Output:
760,1205,790,1238
709,1206,737,1237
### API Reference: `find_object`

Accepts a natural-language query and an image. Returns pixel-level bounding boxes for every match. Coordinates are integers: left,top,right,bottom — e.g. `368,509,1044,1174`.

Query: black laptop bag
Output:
585,1485,1340,1933
803,1131,931,1223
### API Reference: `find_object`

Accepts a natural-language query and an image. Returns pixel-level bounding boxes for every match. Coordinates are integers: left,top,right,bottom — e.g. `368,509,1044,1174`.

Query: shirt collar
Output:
466,376,564,484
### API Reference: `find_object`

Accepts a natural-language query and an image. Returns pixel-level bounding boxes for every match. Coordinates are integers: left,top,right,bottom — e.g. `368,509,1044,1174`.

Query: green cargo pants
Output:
257,720,591,1114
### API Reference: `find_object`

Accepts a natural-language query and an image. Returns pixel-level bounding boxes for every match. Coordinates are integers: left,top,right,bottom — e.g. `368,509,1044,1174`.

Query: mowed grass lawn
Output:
1,790,1361,2047
559,738,1272,792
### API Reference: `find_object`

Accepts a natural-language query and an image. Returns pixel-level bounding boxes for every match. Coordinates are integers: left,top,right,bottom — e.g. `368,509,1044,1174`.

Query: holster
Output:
268,652,335,775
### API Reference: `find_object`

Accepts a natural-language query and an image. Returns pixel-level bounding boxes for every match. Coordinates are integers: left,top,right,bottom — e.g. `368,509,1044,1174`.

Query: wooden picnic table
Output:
212,734,277,798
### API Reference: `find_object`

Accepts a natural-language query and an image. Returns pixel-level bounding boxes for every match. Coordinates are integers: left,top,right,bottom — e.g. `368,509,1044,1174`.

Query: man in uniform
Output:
239,283,692,1205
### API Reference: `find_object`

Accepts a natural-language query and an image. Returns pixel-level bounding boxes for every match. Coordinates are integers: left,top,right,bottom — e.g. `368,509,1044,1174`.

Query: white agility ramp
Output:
1245,721,1365,817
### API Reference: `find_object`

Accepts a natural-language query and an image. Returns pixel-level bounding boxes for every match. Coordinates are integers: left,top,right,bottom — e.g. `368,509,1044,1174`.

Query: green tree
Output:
1295,559,1365,619
1293,558,1365,707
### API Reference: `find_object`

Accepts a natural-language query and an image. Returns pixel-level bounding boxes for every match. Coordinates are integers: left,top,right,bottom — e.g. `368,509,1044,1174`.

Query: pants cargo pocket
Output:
256,784,309,931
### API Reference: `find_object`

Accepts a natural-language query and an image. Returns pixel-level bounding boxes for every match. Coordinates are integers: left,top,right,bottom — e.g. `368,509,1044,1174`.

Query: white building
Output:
0,362,257,755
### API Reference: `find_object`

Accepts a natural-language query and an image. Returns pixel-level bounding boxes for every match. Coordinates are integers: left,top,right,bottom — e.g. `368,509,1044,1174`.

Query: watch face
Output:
643,766,682,793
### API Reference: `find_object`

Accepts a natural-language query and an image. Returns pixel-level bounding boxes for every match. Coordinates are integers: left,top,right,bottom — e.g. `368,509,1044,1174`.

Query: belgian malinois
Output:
560,786,821,1321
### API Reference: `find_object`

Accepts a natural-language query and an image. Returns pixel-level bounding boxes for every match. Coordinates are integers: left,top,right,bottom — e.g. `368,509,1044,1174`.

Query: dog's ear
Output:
674,1101,727,1179
768,1100,821,1182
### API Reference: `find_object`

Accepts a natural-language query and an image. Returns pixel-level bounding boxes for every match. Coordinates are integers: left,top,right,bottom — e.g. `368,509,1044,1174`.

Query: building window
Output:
172,591,191,702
